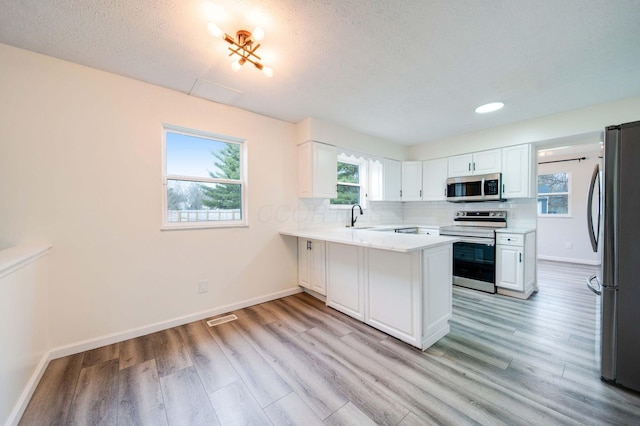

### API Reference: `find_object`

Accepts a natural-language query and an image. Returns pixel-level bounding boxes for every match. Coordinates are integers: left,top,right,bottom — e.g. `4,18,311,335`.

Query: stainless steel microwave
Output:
446,173,503,202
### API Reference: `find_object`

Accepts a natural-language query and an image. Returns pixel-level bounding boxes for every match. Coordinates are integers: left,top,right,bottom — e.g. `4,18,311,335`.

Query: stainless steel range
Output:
440,210,507,293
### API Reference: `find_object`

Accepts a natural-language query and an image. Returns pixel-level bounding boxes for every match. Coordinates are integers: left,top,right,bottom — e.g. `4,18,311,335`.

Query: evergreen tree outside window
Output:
537,172,570,215
330,157,366,207
162,125,247,229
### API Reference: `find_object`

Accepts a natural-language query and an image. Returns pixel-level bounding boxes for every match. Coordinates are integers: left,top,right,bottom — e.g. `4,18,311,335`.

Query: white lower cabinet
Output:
325,241,453,350
298,238,326,295
496,231,536,299
366,245,452,348
367,249,421,346
326,242,365,321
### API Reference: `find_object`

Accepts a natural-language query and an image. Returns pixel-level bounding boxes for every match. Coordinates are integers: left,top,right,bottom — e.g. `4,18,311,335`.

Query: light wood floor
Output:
20,261,640,425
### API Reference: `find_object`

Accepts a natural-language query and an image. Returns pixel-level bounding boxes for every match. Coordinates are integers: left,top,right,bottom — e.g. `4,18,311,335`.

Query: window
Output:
162,125,247,229
330,156,366,207
537,172,570,215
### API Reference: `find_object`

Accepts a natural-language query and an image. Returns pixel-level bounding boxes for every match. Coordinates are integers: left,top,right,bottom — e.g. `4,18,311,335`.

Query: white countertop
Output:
280,228,458,253
495,228,536,234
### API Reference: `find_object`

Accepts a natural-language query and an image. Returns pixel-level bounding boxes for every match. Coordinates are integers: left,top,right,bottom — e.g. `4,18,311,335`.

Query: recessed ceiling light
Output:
475,102,504,113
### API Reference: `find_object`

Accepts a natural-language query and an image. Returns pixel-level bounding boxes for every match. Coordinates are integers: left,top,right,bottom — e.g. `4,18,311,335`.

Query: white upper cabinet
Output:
298,141,337,198
447,153,474,177
502,144,534,199
422,158,448,201
401,161,423,201
448,149,501,177
383,159,402,201
367,158,384,201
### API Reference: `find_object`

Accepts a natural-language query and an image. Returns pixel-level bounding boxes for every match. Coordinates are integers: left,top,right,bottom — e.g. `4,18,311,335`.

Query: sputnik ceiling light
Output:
207,22,273,77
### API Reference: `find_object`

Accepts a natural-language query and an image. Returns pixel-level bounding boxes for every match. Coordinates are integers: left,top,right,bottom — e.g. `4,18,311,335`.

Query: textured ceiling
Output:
1,0,640,145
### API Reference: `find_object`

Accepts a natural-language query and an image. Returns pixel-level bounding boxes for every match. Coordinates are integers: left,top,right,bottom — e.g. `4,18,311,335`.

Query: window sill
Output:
329,204,366,210
161,222,249,231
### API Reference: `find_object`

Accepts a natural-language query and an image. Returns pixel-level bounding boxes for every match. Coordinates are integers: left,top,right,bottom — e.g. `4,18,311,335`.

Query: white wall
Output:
408,95,640,160
0,245,50,426
0,43,299,349
296,117,408,160
537,150,602,264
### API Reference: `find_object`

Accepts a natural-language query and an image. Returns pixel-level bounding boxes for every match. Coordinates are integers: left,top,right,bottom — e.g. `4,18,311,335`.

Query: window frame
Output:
161,124,248,230
329,155,367,209
537,171,571,217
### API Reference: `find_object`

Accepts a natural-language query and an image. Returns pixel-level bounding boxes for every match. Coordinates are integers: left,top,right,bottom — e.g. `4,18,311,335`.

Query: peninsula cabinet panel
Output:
326,242,365,321
421,245,452,348
366,249,421,346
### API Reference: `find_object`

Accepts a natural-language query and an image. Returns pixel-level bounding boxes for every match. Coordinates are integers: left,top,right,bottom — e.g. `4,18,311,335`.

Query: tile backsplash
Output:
298,198,537,230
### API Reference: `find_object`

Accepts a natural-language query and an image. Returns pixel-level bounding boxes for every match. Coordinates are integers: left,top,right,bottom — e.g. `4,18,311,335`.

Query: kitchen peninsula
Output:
280,228,458,350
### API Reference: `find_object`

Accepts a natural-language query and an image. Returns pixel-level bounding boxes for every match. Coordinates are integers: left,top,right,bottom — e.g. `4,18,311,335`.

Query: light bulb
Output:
252,27,265,41
262,66,273,78
475,102,504,113
207,22,223,38
231,60,242,72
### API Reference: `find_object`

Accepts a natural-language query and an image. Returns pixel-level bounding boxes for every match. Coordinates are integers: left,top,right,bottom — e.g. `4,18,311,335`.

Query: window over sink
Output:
330,154,367,208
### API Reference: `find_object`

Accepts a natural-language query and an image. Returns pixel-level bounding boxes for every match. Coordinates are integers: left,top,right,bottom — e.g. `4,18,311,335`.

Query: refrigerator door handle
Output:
586,274,602,295
586,163,600,252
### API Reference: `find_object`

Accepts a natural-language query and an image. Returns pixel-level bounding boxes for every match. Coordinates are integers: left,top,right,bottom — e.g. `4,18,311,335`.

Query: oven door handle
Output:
454,237,495,246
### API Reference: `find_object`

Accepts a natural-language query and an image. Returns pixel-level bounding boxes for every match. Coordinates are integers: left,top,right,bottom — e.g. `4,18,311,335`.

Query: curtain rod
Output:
538,156,587,165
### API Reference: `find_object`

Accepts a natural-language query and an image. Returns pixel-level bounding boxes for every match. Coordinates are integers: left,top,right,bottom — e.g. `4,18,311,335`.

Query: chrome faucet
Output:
351,204,363,227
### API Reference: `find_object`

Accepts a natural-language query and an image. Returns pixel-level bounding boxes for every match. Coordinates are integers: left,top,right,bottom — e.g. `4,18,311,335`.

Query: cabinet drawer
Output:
497,234,523,246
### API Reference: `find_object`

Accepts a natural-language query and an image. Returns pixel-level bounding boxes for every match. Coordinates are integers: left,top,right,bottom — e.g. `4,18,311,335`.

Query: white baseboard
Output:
537,255,601,266
5,351,51,426
49,286,302,360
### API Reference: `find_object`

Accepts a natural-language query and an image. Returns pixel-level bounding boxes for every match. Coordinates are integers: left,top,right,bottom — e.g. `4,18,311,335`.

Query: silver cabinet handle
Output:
519,252,522,263
586,274,602,296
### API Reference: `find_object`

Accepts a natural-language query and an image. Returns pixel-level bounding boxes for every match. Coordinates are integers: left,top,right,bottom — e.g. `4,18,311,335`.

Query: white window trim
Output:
161,124,248,230
330,154,368,209
537,172,571,217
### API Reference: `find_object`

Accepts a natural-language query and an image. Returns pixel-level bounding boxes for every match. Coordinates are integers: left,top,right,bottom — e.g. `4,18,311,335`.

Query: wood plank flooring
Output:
19,260,640,425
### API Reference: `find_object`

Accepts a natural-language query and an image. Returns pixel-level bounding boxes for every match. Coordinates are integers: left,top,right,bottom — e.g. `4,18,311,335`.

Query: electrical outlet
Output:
198,280,208,294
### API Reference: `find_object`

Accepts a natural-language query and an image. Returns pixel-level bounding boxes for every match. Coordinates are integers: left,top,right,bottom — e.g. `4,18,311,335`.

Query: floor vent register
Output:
206,314,238,327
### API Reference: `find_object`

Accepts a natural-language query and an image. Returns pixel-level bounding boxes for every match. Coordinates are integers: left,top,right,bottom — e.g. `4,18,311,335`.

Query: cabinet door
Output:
309,239,326,295
383,159,402,201
473,149,502,175
496,245,524,291
448,153,473,177
298,142,337,198
367,249,421,346
422,158,448,201
312,142,338,198
502,144,532,199
326,243,365,320
298,238,311,289
367,158,384,201
401,161,423,201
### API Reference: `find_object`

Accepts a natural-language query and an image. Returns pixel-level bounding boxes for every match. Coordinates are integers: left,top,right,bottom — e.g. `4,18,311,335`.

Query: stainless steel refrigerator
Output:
587,120,640,392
